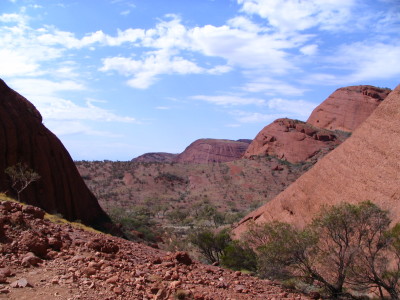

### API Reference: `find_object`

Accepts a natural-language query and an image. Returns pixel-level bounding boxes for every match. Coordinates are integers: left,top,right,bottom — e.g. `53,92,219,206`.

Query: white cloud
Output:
300,44,318,55
266,98,316,118
0,49,39,76
45,121,123,137
100,49,229,89
238,0,355,32
8,78,136,124
232,111,283,124
189,24,298,73
0,13,26,23
240,77,308,96
191,95,266,106
303,41,400,85
227,16,266,33
37,27,145,48
120,10,131,16
333,42,400,82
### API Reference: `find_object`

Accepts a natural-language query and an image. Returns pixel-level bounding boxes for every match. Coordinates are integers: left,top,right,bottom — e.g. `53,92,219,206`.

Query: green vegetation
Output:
235,202,400,299
189,201,400,298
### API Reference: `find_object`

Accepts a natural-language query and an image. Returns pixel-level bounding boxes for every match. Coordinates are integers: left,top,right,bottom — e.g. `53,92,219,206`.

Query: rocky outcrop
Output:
0,199,310,299
174,139,251,164
132,152,178,163
0,79,111,230
307,85,391,132
243,118,348,164
234,84,400,236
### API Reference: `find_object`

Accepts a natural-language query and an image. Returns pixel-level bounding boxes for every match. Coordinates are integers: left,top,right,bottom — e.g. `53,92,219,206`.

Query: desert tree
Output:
4,162,40,201
189,228,231,264
245,202,396,298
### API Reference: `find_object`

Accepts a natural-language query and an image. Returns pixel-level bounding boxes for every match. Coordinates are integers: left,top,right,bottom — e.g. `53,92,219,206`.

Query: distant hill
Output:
174,138,252,164
132,139,252,164
132,152,178,163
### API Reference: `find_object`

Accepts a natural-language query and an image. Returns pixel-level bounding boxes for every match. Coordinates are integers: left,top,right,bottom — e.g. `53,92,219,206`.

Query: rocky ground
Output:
0,200,311,300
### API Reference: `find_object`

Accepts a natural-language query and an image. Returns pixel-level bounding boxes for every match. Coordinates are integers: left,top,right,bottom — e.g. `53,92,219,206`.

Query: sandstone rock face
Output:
243,118,348,164
234,84,400,236
174,139,251,164
0,79,110,229
307,85,391,132
132,152,178,163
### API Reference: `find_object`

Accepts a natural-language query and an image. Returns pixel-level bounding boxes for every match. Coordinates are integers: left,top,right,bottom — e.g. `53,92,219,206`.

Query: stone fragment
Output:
10,278,33,288
21,252,43,267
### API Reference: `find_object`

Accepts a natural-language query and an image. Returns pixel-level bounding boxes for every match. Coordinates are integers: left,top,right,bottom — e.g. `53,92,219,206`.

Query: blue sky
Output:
0,0,399,160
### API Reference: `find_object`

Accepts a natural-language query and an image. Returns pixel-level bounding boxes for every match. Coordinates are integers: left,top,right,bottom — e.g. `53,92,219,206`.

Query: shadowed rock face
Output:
243,118,348,164
0,79,111,230
234,84,400,237
174,138,251,164
307,85,391,132
132,152,178,163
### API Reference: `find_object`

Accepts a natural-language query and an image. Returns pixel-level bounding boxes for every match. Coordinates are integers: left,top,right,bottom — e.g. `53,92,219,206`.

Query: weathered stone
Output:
19,230,48,257
10,278,32,288
21,252,43,267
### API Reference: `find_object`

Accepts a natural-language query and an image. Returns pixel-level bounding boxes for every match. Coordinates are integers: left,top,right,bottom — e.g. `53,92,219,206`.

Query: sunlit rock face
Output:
234,84,400,237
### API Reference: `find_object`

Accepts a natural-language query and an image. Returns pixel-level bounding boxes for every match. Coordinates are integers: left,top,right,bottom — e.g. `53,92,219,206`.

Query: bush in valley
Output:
221,240,257,272
189,228,231,264
242,201,400,299
189,228,257,272
107,205,159,242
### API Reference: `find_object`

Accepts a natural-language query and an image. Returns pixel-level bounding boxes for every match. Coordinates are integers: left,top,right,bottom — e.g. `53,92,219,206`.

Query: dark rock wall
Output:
0,79,111,229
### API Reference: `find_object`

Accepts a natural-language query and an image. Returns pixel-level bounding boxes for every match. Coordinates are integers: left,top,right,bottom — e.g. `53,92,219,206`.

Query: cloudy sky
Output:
1,0,399,160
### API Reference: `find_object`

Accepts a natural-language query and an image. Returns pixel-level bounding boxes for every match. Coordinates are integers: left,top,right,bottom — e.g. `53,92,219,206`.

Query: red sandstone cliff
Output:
0,79,111,230
307,85,391,132
174,139,251,164
242,118,348,164
234,84,400,236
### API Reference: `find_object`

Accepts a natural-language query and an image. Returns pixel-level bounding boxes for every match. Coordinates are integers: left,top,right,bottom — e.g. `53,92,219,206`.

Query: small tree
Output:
189,228,231,264
5,162,40,201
